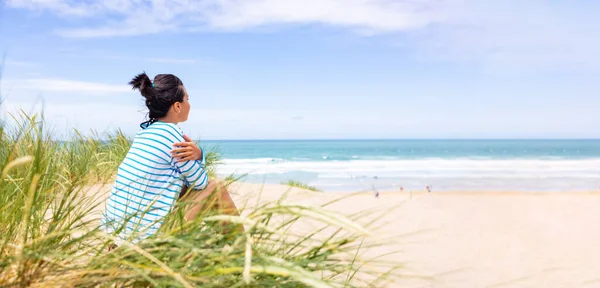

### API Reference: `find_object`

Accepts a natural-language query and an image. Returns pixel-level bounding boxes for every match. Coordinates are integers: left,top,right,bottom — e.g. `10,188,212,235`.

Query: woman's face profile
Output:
178,87,191,122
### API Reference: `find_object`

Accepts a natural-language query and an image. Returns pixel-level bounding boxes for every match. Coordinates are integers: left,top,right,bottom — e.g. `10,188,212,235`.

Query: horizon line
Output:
195,138,600,141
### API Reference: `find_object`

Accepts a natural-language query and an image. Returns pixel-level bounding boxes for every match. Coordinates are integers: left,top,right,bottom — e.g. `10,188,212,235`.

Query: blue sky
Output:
1,0,599,139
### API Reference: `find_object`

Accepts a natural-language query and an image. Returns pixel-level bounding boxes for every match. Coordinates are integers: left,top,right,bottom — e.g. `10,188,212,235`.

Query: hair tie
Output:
151,83,155,88
140,118,157,129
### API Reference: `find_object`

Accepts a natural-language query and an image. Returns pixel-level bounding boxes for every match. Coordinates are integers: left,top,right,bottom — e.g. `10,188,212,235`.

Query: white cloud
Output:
0,100,145,139
6,0,600,68
3,100,598,140
408,1,600,70
8,0,444,37
1,78,130,94
67,53,200,64
0,100,421,140
5,0,137,17
3,60,41,68
203,0,440,32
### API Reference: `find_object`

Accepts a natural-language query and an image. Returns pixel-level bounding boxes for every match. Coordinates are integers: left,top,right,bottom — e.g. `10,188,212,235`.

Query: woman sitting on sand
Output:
102,72,241,243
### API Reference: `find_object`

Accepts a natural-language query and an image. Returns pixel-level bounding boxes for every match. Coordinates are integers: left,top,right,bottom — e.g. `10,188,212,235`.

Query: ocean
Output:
201,139,600,192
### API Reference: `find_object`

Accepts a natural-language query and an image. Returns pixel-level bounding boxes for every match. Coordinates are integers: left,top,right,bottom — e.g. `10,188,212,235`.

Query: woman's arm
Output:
173,152,209,190
172,135,209,190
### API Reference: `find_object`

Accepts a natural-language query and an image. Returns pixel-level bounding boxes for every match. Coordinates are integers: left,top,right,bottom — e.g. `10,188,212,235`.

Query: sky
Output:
0,0,599,140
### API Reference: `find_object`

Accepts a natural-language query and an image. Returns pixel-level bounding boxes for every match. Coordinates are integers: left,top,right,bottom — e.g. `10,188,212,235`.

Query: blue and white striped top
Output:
102,121,208,242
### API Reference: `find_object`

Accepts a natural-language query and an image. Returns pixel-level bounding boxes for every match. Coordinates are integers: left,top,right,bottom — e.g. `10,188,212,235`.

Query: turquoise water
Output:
202,140,600,192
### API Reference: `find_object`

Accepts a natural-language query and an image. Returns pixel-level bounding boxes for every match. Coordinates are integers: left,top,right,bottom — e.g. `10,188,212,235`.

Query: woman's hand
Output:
171,134,203,162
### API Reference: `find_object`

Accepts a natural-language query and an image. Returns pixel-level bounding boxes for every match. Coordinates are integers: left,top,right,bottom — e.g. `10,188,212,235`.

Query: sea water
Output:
201,139,600,192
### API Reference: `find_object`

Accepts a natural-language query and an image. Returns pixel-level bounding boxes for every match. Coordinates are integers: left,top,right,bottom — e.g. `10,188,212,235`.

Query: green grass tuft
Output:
282,180,322,192
0,110,401,287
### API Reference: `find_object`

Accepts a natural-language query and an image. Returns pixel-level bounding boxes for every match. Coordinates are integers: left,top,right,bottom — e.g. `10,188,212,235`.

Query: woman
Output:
102,72,240,243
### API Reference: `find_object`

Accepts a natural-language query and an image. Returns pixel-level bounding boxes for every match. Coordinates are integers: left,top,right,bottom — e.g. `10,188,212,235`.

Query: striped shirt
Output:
101,121,208,243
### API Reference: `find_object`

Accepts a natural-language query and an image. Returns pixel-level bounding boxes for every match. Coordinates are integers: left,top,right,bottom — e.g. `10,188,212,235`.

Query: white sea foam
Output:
217,158,600,180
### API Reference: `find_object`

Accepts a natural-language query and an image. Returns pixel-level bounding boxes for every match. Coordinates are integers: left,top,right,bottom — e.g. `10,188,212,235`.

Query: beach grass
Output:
0,110,400,287
282,180,322,192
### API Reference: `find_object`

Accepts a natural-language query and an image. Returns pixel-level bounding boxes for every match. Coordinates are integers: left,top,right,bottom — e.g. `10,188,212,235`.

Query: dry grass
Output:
0,111,401,287
283,180,322,192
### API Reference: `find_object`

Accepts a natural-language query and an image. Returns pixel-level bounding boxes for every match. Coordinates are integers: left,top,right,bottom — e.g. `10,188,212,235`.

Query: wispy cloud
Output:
6,0,600,68
80,53,200,64
3,60,41,68
2,99,599,140
2,78,129,94
408,2,600,70
0,100,145,139
8,0,443,37
5,0,136,17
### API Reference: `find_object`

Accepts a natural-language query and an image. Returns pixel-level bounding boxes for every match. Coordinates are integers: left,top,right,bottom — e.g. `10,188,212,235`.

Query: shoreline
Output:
232,181,600,195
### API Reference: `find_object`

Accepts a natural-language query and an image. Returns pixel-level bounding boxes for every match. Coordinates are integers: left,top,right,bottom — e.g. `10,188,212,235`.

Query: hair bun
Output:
130,72,185,127
129,72,155,100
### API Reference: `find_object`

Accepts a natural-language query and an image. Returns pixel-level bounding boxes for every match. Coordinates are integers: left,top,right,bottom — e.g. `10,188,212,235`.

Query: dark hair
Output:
129,72,186,128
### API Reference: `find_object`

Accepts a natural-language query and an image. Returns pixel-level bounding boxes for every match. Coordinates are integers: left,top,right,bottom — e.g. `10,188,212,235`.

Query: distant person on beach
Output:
427,185,431,193
102,72,242,244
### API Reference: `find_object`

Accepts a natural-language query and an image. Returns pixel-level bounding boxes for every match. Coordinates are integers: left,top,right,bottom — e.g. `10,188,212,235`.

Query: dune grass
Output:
0,110,400,287
282,180,322,192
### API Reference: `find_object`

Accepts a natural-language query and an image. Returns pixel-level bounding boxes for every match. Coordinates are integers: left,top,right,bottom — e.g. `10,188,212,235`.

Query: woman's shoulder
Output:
141,122,184,142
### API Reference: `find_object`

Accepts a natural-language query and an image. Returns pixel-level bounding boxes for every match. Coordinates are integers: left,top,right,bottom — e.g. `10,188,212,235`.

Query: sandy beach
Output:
87,181,600,287
224,183,600,287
